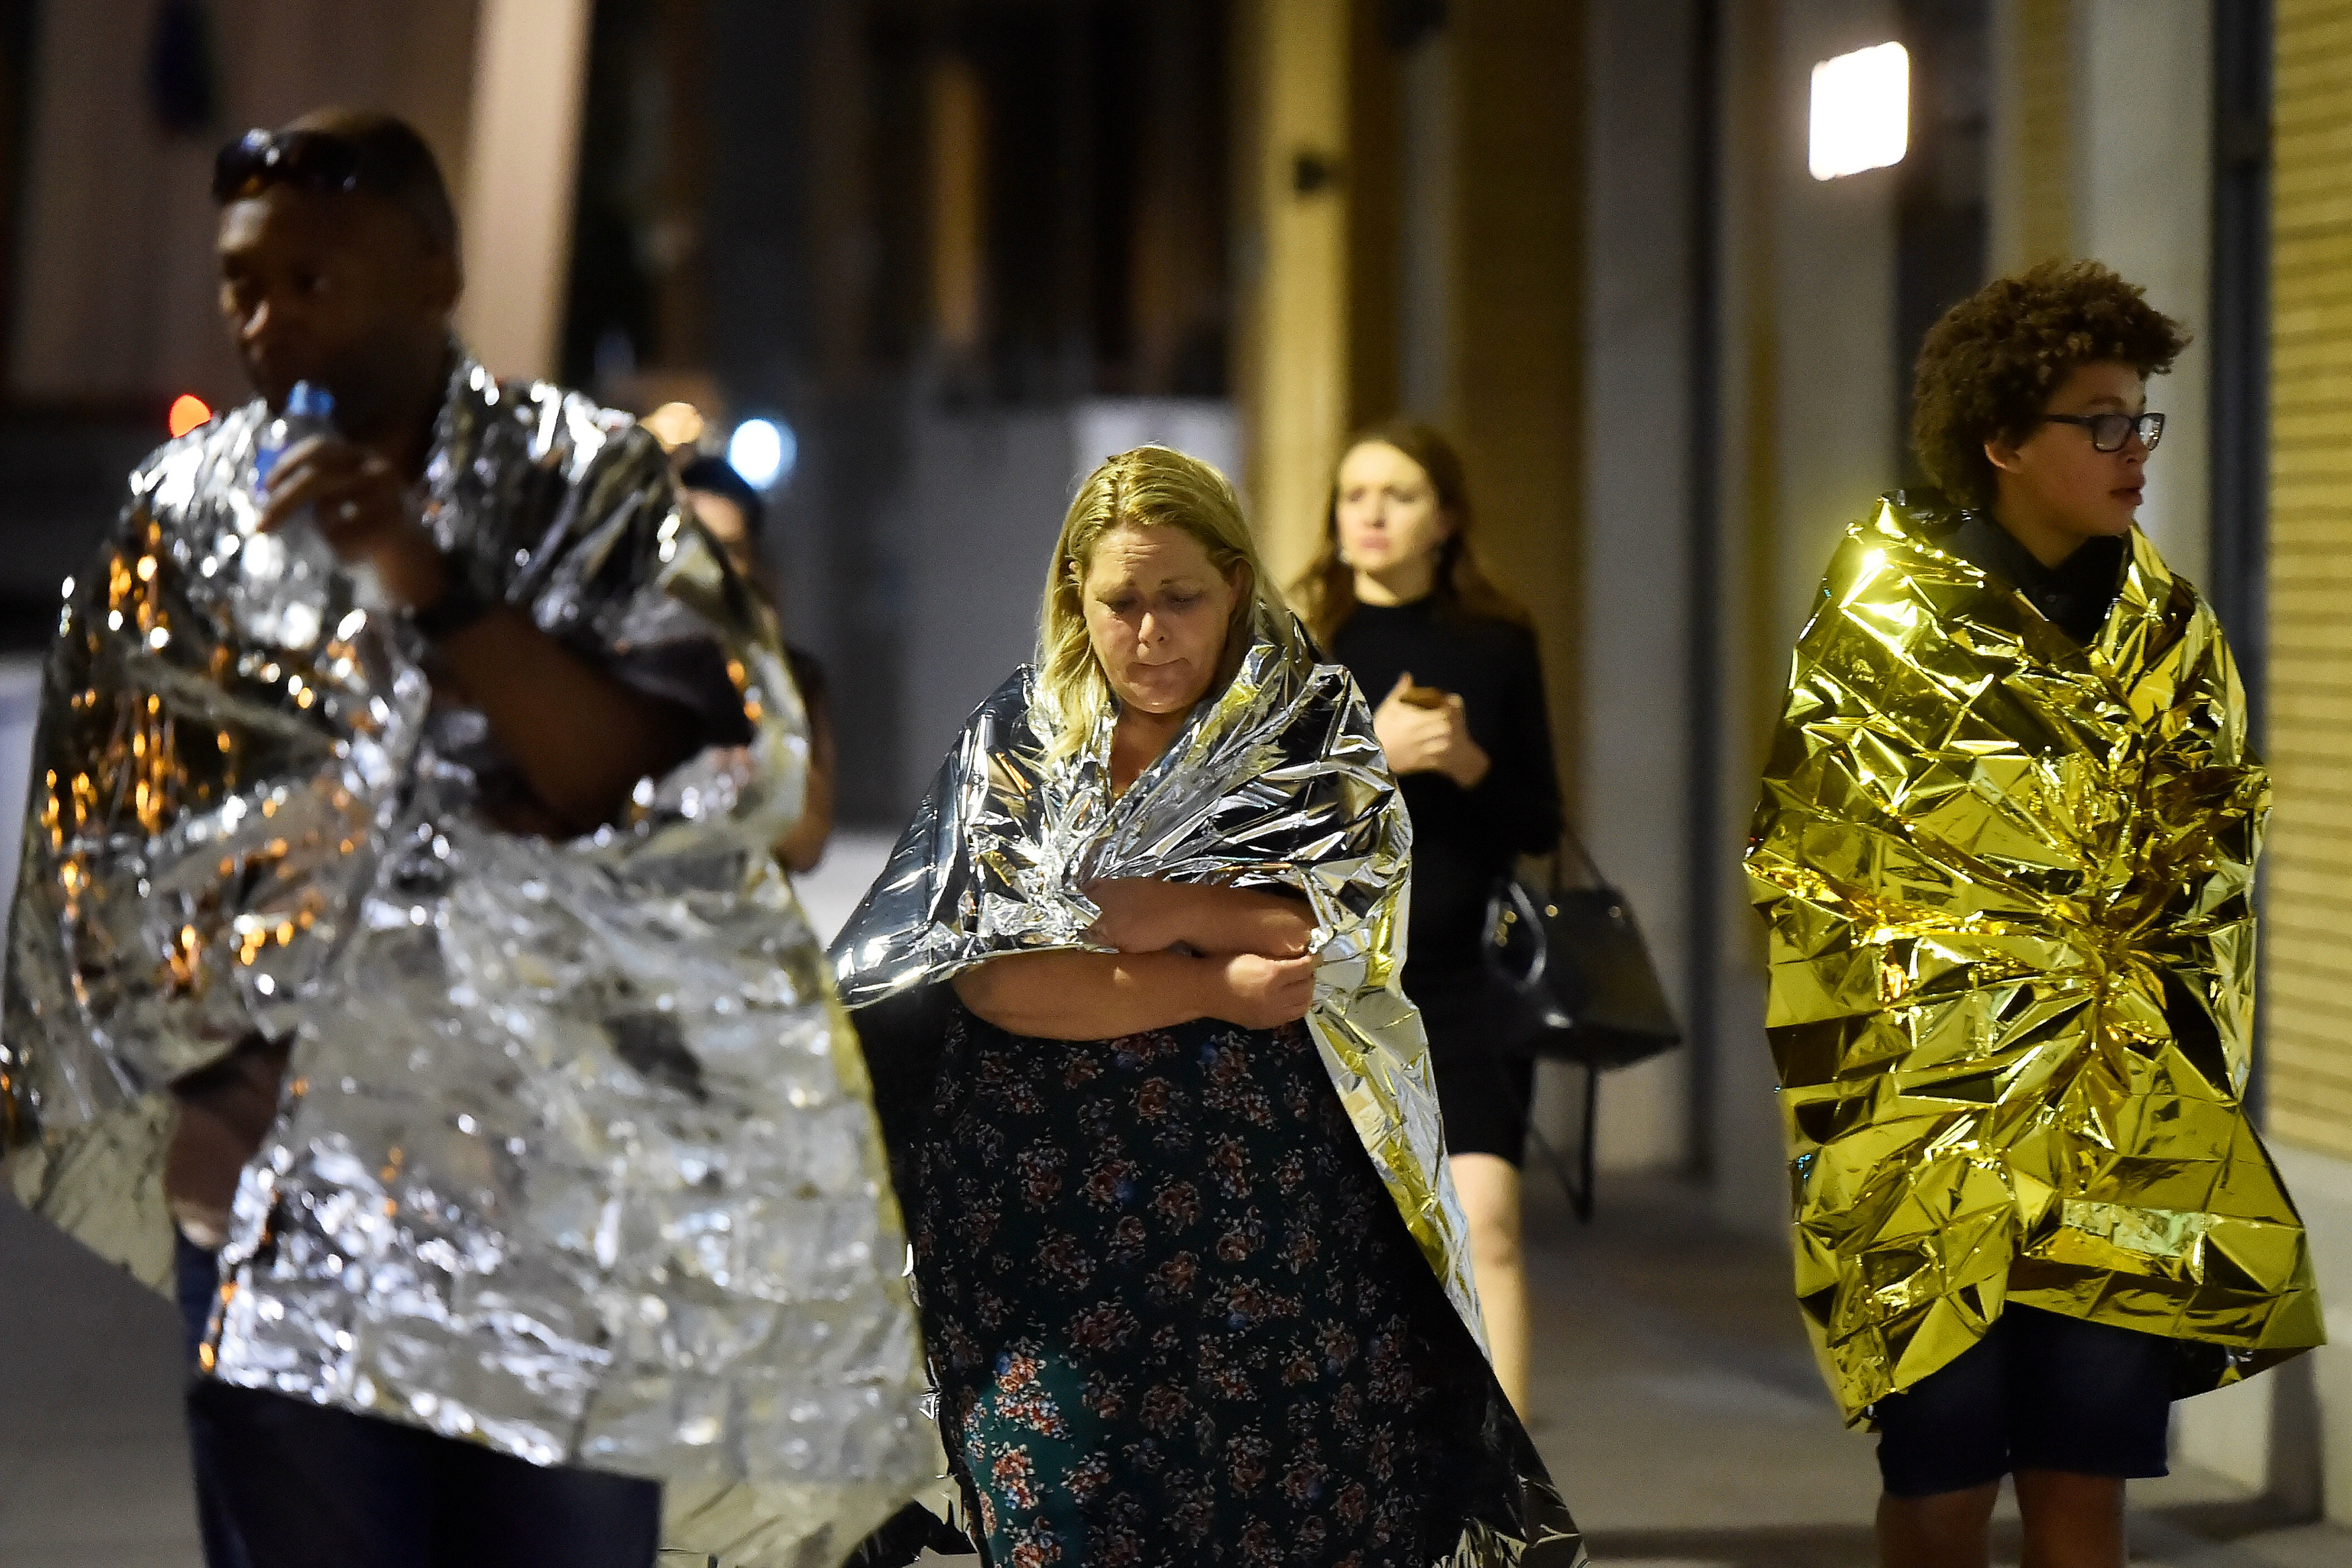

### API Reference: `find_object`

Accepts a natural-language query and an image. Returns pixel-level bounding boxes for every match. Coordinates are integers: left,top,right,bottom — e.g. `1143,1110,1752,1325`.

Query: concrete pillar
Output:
1580,0,1698,1172
1232,0,1350,582
1396,36,1454,424
456,0,593,383
1429,3,1593,1168
1986,0,2077,272
2072,2,2214,578
1704,0,1902,1237
1988,0,2215,579
1446,0,1586,788
927,57,988,361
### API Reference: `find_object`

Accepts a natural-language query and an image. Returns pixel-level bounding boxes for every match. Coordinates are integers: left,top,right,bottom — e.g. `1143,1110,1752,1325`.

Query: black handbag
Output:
1480,832,1682,1069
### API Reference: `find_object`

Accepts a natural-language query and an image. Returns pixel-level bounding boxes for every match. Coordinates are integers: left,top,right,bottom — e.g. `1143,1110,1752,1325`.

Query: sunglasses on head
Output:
211,128,368,204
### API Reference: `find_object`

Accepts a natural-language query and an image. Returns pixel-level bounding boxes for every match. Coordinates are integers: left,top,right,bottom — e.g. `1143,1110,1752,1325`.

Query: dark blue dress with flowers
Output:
909,1000,1521,1567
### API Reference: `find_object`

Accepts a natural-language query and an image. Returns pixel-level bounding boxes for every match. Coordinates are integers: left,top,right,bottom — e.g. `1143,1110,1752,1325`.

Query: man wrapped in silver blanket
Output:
0,111,932,1568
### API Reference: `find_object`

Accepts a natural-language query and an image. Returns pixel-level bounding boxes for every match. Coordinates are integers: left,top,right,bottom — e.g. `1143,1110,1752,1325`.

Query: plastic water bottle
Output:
252,380,337,494
239,381,374,650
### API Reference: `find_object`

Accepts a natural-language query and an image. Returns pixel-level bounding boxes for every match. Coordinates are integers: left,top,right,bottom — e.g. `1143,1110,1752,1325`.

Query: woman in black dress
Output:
1297,423,1563,1418
833,446,1581,1565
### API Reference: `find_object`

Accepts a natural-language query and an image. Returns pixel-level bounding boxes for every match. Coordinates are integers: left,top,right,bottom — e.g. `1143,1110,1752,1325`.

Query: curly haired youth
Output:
1910,259,2188,510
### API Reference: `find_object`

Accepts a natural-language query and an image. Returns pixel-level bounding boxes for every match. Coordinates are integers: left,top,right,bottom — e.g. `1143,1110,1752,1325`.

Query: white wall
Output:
2070,0,2215,582
2284,1145,2352,1524
456,0,593,383
1766,5,1903,657
2172,1144,2352,1516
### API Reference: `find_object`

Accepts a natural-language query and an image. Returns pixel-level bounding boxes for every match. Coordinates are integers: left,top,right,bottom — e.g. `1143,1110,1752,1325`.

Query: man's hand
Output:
1206,952,1320,1030
261,433,699,834
259,435,449,610
1371,671,1490,789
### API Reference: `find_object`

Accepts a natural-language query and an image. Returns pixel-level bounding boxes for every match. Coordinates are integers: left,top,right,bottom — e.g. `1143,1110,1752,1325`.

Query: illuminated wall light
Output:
1809,42,1909,181
167,394,214,438
726,418,798,490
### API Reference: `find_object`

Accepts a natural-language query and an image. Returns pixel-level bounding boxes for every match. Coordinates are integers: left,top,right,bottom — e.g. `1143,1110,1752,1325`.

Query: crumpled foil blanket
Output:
832,603,1585,1564
1748,492,2323,1423
3,357,934,1565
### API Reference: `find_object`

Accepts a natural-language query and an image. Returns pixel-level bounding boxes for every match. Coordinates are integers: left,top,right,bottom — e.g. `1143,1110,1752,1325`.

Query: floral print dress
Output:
908,999,1527,1567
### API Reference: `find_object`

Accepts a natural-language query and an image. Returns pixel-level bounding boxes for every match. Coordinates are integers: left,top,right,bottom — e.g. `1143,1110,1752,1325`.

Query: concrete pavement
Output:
5,1169,2346,1565
1517,1174,2347,1568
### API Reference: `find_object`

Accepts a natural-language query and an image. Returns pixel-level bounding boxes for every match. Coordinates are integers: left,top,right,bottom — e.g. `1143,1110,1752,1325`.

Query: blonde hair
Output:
1037,445,1302,758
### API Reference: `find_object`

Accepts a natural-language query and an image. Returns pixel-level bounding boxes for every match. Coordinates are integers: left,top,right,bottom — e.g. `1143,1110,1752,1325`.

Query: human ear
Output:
1982,433,2026,478
410,245,462,318
428,247,463,314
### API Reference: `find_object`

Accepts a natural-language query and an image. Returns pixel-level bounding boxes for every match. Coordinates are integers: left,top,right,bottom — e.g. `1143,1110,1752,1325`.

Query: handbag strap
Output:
1544,818,1606,897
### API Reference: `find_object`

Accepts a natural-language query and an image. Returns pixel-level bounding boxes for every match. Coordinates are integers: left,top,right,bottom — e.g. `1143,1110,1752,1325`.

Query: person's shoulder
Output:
1441,605,1543,662
472,364,655,482
126,399,267,517
971,665,1037,733
1796,494,1974,625
2126,531,2234,650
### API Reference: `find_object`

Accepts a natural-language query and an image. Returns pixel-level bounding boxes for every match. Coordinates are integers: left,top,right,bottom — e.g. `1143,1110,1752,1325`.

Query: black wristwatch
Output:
409,574,495,642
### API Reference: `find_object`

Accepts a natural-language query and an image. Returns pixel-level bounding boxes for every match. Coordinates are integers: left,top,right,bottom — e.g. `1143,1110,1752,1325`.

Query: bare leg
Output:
2013,1470,2127,1568
1877,1481,1999,1568
1450,1153,1529,1417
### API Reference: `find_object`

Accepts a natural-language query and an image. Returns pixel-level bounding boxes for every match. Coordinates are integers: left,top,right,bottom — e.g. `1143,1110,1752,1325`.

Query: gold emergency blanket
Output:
1747,493,2323,1424
2,357,935,1565
830,603,1585,1565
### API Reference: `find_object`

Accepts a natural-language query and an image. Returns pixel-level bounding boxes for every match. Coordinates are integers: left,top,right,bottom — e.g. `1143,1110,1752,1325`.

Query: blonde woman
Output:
1296,423,1562,1418
833,448,1581,1566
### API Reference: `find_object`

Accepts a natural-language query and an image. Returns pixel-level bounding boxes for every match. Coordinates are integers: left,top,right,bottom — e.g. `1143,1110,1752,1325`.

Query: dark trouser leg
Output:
2004,1306,2171,1568
196,1377,662,1568
174,1232,252,1568
1872,1312,2011,1568
195,1383,434,1568
433,1434,663,1568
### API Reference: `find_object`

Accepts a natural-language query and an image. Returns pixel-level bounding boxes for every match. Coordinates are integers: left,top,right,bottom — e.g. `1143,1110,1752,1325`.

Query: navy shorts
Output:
1872,1304,2175,1497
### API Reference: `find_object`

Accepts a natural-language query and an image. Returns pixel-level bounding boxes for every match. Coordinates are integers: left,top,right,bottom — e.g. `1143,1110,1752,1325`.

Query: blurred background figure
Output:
1298,422,1561,1420
678,452,836,872
4,3,2352,1565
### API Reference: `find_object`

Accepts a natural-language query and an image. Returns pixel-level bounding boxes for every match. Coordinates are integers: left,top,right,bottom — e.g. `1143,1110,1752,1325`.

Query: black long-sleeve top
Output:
1329,597,1563,980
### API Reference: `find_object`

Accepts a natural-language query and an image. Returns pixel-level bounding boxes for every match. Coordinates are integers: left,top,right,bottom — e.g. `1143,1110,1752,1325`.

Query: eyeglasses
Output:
211,129,366,204
2041,412,2165,453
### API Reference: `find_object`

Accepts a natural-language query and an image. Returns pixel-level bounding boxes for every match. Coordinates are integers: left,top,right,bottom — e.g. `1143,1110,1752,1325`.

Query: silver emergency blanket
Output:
831,604,1586,1565
3,357,933,1565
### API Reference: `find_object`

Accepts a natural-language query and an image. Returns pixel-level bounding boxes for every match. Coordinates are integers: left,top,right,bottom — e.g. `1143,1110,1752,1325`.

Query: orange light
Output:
642,401,706,451
167,394,213,438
